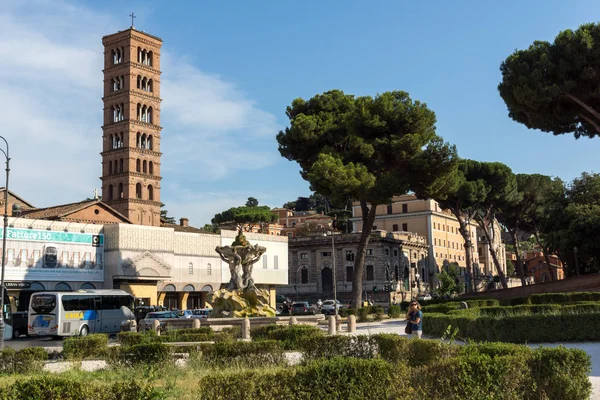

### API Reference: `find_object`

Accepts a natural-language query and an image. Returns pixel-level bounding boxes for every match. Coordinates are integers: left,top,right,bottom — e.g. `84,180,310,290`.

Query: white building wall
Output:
219,230,289,286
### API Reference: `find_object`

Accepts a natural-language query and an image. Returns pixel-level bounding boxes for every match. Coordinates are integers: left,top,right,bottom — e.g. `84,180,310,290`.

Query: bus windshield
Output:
31,294,57,314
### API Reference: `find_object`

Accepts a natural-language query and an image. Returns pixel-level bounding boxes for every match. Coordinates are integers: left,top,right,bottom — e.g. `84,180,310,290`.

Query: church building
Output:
1,23,288,312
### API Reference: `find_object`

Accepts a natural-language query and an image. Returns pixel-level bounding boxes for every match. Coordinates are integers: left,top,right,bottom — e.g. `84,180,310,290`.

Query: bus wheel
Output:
80,325,89,337
12,329,20,339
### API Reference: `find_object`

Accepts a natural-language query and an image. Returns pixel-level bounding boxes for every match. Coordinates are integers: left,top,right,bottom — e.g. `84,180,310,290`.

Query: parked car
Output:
143,311,180,326
321,300,342,315
177,310,194,319
417,294,432,302
12,311,28,338
290,301,317,316
191,308,211,318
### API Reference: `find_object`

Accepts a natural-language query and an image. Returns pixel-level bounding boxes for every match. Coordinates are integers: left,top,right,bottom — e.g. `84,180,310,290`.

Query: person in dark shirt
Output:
406,301,423,338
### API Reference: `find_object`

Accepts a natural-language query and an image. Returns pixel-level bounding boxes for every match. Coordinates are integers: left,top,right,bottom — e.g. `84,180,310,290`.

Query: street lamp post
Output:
0,136,10,349
323,230,338,315
415,272,421,299
574,246,580,277
295,267,302,301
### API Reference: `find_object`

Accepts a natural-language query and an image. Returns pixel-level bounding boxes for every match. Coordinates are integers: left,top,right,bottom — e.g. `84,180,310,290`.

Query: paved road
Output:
5,336,64,350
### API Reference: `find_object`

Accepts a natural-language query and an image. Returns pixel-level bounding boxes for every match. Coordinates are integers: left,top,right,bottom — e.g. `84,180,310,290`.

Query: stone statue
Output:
208,231,274,317
215,236,266,291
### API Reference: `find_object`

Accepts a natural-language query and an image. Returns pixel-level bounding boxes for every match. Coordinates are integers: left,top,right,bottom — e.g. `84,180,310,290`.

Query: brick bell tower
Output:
100,24,163,226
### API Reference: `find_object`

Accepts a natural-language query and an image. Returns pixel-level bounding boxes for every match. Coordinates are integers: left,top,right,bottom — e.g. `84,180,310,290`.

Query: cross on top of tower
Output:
129,12,136,28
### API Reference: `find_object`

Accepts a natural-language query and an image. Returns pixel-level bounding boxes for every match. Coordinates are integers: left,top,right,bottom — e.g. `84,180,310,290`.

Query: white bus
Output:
28,289,135,337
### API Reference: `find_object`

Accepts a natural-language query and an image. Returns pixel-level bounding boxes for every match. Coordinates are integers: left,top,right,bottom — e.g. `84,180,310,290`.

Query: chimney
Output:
180,218,189,227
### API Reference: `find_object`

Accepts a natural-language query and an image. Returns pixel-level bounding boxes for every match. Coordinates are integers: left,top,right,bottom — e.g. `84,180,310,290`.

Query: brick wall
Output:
464,274,600,300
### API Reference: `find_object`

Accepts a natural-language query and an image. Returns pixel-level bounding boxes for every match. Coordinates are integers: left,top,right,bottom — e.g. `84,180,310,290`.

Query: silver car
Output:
321,300,342,315
143,311,180,326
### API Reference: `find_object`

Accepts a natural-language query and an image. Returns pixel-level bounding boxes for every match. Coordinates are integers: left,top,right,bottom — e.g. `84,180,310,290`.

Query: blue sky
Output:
1,0,599,226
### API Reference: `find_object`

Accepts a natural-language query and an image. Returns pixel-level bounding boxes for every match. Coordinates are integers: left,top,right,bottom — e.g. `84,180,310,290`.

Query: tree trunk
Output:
477,217,509,289
510,229,527,286
533,230,555,281
452,209,476,294
350,200,377,309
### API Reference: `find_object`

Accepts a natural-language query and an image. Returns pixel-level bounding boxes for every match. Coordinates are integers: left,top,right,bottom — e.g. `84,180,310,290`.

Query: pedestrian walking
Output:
406,301,423,339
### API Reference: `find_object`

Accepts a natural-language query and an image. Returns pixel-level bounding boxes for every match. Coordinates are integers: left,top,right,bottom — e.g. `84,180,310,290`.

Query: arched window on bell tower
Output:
149,161,153,175
136,183,142,199
108,184,113,201
108,161,113,175
148,185,154,200
119,158,124,173
136,159,141,173
143,160,147,173
147,135,152,150
118,182,123,199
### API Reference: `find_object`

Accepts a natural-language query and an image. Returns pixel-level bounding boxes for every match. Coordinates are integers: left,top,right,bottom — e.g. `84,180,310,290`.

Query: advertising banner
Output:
0,227,104,282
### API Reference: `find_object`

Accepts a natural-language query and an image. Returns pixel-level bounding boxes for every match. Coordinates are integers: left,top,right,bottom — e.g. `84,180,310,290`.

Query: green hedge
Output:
252,325,324,350
424,311,600,342
198,340,285,368
388,305,402,318
196,357,411,400
0,347,48,374
195,344,591,400
117,330,162,346
300,335,379,362
63,334,108,360
0,376,166,400
118,342,172,366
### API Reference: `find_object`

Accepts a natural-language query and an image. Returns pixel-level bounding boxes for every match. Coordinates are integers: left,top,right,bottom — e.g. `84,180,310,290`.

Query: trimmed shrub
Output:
0,347,48,374
300,335,378,362
388,305,402,318
424,311,600,342
1,375,94,400
369,305,385,315
13,347,48,374
119,342,172,366
108,379,167,400
531,346,592,399
357,307,369,322
63,334,108,359
198,340,285,368
292,357,411,400
117,330,161,346
196,357,412,400
197,367,294,400
253,324,324,350
415,351,534,399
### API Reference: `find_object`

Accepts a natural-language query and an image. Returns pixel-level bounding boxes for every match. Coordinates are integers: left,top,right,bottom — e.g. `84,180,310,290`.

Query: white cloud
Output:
0,1,281,222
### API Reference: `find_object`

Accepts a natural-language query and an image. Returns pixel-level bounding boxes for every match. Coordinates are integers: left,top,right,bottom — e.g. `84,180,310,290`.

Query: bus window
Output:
31,294,57,314
44,246,58,268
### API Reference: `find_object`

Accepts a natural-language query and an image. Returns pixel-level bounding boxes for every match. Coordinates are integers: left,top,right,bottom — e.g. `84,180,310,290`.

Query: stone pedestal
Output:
335,314,342,332
192,318,201,329
347,315,356,333
242,316,251,340
152,319,160,335
328,315,337,335
289,316,298,326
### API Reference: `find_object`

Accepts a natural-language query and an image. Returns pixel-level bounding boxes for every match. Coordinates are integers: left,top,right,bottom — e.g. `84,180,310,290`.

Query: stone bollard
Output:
289,316,298,326
347,315,356,334
192,318,201,329
335,314,342,332
152,319,161,335
242,316,251,340
328,315,337,335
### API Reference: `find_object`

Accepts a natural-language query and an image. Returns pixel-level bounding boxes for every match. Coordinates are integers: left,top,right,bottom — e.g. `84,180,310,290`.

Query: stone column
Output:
335,314,342,332
328,315,337,335
242,316,251,340
152,319,160,335
347,315,356,334
289,316,298,326
178,292,190,310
